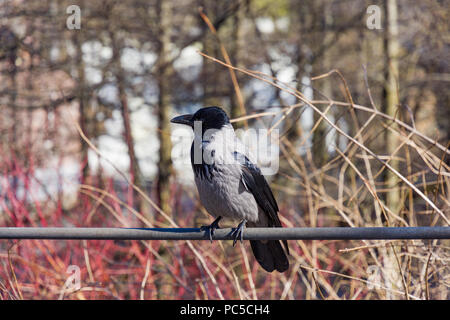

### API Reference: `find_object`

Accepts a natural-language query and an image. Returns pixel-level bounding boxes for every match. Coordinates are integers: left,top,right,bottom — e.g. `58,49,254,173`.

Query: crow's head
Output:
171,106,230,132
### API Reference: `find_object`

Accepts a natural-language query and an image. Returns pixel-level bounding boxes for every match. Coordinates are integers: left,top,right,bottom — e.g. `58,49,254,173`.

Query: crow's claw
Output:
231,219,246,247
200,216,222,243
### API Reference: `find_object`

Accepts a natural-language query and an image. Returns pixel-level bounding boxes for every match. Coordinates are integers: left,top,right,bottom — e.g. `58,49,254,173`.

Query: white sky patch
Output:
142,51,157,67
121,47,142,73
82,41,112,66
246,63,277,108
19,158,80,203
87,103,160,179
301,74,314,130
255,17,275,34
91,135,130,176
98,84,119,106
131,103,159,178
276,66,297,105
104,109,124,137
249,80,275,107
87,100,199,182
89,110,130,176
81,41,99,64
50,45,59,61
101,46,113,60
337,117,349,151
279,90,297,105
173,45,203,81
85,66,102,85
81,41,112,84
173,45,203,69
296,73,314,154
276,66,295,83
301,74,313,100
268,48,292,68
171,125,195,185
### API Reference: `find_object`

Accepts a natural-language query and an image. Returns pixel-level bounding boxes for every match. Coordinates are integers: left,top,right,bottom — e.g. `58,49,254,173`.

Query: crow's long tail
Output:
250,239,289,273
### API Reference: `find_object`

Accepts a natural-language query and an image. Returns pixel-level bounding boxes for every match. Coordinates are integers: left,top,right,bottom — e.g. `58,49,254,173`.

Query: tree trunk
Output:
73,30,90,184
383,0,401,214
229,0,247,129
382,0,403,299
200,1,222,107
156,0,174,216
111,31,145,210
312,1,331,168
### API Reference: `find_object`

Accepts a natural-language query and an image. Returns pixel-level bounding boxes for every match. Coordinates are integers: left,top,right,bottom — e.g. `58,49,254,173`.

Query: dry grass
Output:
0,54,449,300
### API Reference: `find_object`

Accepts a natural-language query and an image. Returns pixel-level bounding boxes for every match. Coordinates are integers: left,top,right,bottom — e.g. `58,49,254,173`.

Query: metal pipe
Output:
0,227,449,240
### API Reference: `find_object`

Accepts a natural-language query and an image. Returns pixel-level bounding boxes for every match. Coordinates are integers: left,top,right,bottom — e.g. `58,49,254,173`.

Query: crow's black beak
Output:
170,114,194,127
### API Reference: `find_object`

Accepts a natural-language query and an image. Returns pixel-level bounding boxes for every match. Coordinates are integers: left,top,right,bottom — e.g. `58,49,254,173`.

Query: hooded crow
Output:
171,106,289,273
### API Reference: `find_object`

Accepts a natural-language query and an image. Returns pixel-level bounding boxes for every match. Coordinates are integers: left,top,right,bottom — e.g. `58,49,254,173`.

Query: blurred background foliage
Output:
0,0,448,300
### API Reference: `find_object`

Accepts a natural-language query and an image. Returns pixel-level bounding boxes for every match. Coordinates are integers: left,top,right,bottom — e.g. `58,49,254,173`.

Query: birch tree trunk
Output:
383,0,401,215
382,0,403,299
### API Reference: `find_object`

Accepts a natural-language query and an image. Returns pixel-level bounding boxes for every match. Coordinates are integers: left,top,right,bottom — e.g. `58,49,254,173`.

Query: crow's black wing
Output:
233,152,281,227
234,151,290,258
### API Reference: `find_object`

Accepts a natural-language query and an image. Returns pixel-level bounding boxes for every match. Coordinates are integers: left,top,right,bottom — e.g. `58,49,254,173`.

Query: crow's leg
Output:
200,216,222,242
231,219,247,247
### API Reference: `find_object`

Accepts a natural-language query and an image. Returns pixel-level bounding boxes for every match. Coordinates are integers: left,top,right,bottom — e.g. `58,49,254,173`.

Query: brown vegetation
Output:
0,0,448,299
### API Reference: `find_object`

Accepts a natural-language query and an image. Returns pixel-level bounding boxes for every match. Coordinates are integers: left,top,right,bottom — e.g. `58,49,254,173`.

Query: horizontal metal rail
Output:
0,227,449,240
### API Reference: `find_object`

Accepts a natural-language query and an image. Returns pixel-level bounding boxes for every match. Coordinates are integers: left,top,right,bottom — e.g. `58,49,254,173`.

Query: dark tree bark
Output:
110,30,145,209
73,30,91,183
155,0,174,216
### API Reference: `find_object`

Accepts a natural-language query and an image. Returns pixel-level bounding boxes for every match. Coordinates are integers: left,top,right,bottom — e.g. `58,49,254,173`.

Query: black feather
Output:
190,141,216,182
250,240,289,273
233,152,279,222
233,152,290,257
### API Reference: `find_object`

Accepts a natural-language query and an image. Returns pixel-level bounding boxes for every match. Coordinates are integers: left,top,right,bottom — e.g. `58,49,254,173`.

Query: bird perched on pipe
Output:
171,106,289,273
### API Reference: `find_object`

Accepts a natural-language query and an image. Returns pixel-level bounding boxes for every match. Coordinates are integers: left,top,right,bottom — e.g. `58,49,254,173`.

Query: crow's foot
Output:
200,216,222,242
231,219,246,247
